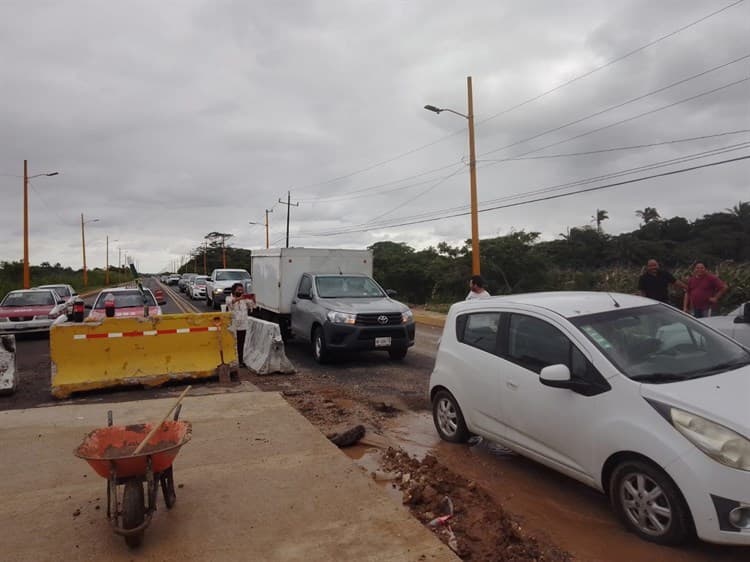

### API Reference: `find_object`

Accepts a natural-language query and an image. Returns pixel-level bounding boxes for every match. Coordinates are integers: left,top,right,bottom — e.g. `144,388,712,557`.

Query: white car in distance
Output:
430,292,750,546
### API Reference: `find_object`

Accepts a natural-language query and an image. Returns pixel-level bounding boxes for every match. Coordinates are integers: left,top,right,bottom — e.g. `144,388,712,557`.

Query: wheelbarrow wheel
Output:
122,480,145,548
160,466,177,509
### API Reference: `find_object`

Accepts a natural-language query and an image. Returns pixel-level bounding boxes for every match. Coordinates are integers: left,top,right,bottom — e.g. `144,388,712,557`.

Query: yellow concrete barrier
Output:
50,313,237,399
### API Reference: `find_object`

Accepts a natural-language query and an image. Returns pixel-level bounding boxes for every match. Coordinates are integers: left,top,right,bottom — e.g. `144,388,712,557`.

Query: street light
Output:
249,208,273,249
81,214,100,287
424,76,481,275
106,238,119,285
22,160,59,288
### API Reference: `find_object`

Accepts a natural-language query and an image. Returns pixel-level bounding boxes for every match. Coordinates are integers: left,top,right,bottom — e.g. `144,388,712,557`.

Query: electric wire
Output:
296,154,750,237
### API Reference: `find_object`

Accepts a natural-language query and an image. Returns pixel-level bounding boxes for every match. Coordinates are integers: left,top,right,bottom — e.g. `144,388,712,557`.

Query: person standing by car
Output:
466,275,491,300
637,259,686,304
225,282,253,368
684,262,727,318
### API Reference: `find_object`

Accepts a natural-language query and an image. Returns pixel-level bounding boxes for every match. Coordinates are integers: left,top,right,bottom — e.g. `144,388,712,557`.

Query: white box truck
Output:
251,248,415,363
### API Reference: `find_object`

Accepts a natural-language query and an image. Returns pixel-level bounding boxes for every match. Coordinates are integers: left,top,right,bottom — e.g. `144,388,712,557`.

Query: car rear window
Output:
456,312,501,355
94,291,156,308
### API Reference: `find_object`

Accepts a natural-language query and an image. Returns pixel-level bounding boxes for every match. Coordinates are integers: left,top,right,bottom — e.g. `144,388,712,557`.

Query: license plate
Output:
374,337,391,348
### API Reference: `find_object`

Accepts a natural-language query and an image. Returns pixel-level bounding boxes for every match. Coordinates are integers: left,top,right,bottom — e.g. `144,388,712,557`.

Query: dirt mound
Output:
382,448,572,562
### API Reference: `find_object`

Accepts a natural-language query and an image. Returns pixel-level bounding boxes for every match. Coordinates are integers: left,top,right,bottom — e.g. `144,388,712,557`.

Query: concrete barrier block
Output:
244,317,295,375
0,335,17,394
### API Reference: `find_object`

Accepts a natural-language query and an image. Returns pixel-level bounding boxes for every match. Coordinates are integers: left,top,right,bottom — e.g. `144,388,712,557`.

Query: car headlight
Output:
327,311,356,325
214,288,223,295
401,309,414,323
670,407,750,471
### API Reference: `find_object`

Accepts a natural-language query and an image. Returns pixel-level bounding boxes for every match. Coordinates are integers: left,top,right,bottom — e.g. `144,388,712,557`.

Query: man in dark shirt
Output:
638,259,686,304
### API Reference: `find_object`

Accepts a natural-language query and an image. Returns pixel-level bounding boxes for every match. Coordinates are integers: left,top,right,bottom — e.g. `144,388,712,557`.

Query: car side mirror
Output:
540,364,571,385
734,303,750,324
297,292,312,300
57,299,66,305
386,289,398,298
71,293,78,297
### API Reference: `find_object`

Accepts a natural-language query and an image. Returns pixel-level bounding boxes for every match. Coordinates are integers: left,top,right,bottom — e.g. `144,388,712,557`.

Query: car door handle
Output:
506,381,518,390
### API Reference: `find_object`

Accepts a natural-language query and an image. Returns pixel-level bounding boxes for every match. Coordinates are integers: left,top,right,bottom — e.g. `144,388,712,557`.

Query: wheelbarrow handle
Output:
133,386,191,456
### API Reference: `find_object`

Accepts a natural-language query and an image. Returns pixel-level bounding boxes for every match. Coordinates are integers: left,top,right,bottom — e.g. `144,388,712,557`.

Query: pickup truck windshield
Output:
315,276,384,298
216,271,250,281
93,290,157,309
1,291,56,307
570,304,750,382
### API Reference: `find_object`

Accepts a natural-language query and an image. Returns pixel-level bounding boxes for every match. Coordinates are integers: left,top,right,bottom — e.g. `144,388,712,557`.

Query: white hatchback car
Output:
430,292,750,546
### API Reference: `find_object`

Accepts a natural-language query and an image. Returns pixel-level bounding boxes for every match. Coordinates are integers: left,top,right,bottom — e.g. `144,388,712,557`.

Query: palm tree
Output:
726,201,750,221
591,209,609,232
635,207,660,225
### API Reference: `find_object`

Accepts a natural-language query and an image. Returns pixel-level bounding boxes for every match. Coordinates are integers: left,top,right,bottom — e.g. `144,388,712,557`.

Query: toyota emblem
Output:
377,315,389,325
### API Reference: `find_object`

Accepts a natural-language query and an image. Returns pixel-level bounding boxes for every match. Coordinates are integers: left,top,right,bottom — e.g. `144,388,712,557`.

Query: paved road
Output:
5,279,748,561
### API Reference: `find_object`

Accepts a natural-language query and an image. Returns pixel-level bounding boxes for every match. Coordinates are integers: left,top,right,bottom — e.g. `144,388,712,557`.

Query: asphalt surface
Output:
5,279,748,561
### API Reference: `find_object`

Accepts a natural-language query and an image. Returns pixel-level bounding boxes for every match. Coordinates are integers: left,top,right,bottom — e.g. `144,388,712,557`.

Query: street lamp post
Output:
424,76,480,275
249,208,273,249
22,160,59,288
81,214,100,287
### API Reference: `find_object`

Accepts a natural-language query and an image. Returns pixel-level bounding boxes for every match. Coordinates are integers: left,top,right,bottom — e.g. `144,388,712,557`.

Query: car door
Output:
451,310,507,440
291,275,314,342
497,312,612,482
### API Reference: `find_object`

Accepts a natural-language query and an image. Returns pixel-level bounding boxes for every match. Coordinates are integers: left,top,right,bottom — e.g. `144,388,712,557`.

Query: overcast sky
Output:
1,0,748,273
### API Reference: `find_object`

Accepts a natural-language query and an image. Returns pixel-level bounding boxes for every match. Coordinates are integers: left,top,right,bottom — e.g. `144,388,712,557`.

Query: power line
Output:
479,52,750,157
479,75,750,166
360,166,466,226
289,0,745,197
301,145,750,236
476,0,746,127
297,154,750,237
477,129,750,162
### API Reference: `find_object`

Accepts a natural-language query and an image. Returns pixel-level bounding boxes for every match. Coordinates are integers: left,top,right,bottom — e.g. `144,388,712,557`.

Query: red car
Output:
87,288,162,320
153,288,167,305
0,289,67,334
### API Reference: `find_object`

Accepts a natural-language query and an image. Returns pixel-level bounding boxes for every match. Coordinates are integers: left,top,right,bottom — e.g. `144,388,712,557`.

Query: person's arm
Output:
683,287,690,312
709,277,728,304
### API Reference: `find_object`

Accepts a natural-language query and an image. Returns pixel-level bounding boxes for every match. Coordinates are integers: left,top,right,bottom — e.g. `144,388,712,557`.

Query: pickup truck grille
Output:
356,327,407,340
355,313,402,326
9,316,34,322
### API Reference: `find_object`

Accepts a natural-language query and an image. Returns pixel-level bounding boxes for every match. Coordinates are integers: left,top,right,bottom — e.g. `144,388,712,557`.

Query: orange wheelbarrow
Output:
74,405,192,548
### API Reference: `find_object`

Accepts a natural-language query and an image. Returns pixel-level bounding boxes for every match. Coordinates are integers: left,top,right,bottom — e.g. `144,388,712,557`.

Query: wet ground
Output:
5,281,749,561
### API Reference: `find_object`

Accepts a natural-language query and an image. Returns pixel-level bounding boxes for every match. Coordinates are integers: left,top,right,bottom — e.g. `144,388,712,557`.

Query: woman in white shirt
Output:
225,283,253,367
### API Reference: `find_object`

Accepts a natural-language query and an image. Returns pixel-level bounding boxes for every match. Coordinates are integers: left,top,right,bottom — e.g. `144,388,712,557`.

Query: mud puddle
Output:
379,412,749,562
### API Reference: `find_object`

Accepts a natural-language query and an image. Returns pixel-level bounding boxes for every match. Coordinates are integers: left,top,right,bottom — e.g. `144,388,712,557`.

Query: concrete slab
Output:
0,392,457,561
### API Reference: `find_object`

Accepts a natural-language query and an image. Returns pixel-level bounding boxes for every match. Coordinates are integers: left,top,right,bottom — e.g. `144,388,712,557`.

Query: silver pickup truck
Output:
290,273,415,363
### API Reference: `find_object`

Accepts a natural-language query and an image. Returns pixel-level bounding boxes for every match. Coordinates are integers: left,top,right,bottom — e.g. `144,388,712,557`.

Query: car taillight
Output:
72,299,85,322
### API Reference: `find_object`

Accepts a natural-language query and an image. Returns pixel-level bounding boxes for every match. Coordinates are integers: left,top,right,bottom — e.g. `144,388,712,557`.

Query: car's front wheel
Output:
609,459,693,545
312,326,329,364
432,390,470,443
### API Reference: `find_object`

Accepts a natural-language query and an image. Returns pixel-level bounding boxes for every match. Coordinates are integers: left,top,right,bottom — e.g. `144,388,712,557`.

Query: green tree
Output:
635,207,660,225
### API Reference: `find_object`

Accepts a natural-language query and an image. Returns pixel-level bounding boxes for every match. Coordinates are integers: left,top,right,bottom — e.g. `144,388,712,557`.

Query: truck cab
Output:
206,268,252,310
291,273,414,363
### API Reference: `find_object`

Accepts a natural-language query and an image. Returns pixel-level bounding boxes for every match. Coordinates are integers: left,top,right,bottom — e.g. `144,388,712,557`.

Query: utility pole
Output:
265,209,272,249
466,76,480,276
277,191,299,249
81,214,88,287
221,235,227,268
105,235,109,285
23,160,29,288
203,243,207,275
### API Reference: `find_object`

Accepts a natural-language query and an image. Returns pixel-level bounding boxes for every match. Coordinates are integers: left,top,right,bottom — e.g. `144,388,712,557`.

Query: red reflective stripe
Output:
189,326,210,332
122,331,143,338
87,333,109,339
76,326,218,339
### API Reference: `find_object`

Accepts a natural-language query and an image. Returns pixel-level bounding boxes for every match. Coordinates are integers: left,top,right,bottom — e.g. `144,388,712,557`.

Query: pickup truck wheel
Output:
312,326,329,364
388,347,408,360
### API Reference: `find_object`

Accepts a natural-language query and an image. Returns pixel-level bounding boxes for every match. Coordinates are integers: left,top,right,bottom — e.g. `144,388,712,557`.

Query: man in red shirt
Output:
683,262,727,317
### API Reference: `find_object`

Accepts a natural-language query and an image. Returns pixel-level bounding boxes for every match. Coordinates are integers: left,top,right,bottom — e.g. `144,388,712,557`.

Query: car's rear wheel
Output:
432,390,470,443
609,459,693,545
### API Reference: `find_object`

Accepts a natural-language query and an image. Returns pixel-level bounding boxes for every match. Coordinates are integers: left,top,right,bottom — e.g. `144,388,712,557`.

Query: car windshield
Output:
194,277,208,285
216,271,250,281
39,285,71,297
93,290,156,309
315,276,384,298
570,304,750,382
1,291,56,307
